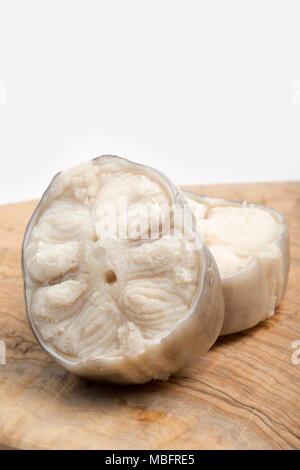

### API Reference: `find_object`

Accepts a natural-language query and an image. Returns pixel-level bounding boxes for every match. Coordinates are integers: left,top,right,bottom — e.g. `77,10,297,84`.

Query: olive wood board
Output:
0,181,299,450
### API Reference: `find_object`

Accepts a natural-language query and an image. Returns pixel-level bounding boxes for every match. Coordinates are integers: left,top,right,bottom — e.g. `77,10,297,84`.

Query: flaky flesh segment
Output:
185,192,290,335
22,157,224,383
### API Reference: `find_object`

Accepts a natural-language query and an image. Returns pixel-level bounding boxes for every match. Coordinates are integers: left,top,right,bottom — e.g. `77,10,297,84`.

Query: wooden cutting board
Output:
0,182,299,450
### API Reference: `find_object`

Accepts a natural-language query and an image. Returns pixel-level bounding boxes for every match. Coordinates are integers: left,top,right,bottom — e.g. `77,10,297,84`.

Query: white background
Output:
0,0,300,204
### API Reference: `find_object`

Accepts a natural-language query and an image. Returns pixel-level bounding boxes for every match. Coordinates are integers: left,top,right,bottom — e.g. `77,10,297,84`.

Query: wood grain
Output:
0,182,299,450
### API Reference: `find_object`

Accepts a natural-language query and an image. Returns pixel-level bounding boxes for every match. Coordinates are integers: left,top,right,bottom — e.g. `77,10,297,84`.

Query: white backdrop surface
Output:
0,0,300,204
